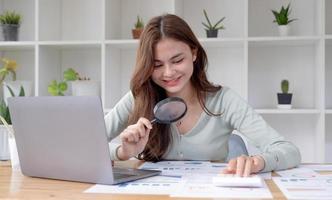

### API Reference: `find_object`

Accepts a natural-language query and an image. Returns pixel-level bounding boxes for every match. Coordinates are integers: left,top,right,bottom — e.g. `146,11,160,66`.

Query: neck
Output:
167,82,198,106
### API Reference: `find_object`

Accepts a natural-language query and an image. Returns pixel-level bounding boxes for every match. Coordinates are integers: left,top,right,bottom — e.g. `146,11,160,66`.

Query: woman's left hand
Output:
223,155,265,177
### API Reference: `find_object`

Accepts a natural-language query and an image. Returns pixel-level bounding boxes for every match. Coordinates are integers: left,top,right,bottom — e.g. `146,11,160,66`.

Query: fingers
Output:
243,157,253,177
223,158,237,174
138,117,153,130
252,155,265,173
224,155,263,177
120,117,152,143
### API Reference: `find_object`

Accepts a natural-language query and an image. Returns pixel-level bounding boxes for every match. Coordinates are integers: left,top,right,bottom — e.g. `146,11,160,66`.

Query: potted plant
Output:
132,15,144,39
277,79,293,109
0,10,22,41
0,58,32,104
48,68,100,96
202,9,225,38
0,85,24,163
271,3,297,36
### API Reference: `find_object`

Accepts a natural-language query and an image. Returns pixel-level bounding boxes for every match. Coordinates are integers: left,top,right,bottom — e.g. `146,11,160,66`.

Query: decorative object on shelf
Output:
202,9,225,38
0,58,16,86
0,58,29,162
271,3,297,37
277,79,293,109
0,85,24,162
132,15,144,39
0,10,22,41
48,68,100,96
0,58,32,104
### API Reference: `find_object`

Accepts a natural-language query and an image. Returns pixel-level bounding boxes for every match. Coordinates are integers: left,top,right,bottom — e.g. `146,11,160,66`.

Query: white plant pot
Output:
71,81,100,96
8,131,20,171
3,80,32,104
277,104,292,109
278,25,290,37
0,125,20,170
0,125,10,160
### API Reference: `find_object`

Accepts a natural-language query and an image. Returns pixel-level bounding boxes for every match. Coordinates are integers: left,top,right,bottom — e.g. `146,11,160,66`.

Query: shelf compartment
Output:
39,0,103,41
174,0,245,38
106,0,174,40
248,0,320,37
38,45,101,96
104,45,136,108
0,0,35,41
248,43,320,109
0,48,35,98
262,115,319,162
206,45,245,97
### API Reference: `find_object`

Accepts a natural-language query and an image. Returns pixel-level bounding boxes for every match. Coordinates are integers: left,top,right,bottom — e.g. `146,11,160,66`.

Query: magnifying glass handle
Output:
150,118,157,124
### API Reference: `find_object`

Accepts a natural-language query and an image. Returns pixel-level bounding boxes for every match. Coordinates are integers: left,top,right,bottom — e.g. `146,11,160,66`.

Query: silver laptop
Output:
8,96,160,185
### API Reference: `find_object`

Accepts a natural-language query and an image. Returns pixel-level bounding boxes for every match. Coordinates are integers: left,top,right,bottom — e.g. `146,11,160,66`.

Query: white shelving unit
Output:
0,0,330,162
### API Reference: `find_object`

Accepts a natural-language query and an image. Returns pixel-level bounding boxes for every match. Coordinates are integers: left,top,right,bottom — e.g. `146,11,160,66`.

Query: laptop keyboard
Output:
113,172,136,180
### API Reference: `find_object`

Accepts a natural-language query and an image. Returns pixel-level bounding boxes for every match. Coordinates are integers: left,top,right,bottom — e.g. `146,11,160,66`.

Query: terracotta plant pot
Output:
132,28,143,39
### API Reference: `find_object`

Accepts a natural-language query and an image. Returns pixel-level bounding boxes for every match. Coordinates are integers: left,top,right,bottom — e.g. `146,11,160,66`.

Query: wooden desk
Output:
0,160,287,200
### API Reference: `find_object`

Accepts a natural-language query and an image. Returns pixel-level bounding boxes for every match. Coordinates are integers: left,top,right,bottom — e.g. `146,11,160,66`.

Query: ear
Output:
192,48,197,62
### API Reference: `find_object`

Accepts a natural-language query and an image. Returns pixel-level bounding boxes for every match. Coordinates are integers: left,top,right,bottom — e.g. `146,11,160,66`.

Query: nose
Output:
163,64,175,77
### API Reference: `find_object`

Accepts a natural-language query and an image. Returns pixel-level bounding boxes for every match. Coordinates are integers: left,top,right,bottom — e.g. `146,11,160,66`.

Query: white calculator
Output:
212,174,263,187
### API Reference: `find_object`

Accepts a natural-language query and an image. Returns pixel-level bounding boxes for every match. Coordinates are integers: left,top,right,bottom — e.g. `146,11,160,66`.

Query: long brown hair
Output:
129,14,221,161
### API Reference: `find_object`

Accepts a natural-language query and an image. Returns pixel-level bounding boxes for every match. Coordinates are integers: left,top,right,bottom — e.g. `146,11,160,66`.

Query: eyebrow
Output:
154,53,183,62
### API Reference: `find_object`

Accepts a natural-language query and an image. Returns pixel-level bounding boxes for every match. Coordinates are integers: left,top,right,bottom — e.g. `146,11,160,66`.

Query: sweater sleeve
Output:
104,91,134,160
221,88,301,172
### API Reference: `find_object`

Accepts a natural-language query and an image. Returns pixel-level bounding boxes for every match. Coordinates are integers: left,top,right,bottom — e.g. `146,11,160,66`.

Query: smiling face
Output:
151,38,197,97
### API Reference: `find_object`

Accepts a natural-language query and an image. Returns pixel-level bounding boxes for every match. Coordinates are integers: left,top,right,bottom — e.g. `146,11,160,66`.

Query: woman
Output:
105,14,301,176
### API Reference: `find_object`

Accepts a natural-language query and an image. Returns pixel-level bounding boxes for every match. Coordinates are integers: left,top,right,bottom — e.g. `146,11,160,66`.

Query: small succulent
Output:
272,3,297,25
134,15,144,29
0,10,21,25
202,9,225,31
281,79,289,94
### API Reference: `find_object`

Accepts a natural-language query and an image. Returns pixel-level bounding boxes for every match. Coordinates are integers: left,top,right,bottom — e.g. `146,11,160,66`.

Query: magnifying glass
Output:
150,97,187,124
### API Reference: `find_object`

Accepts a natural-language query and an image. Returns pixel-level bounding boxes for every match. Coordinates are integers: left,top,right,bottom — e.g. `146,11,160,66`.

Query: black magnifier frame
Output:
150,97,187,124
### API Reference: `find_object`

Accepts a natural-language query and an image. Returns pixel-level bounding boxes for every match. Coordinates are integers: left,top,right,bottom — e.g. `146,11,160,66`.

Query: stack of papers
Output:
273,166,332,199
85,161,272,198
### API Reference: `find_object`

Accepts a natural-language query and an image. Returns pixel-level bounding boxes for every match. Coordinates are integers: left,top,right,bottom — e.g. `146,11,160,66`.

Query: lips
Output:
163,76,182,87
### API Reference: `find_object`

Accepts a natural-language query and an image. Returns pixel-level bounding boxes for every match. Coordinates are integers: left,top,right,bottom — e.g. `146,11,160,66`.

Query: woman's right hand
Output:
117,117,152,160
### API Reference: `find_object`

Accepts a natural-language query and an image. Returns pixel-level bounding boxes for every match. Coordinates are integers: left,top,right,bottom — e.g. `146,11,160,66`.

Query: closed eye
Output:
154,64,163,68
173,58,184,64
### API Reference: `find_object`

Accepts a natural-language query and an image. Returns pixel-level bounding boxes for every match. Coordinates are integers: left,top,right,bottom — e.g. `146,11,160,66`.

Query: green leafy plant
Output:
134,15,144,29
0,58,17,86
281,79,289,94
0,10,21,25
0,85,25,125
272,3,297,25
48,68,90,96
202,9,225,31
